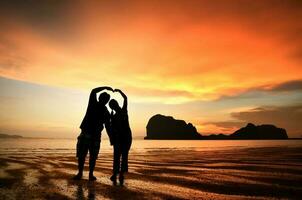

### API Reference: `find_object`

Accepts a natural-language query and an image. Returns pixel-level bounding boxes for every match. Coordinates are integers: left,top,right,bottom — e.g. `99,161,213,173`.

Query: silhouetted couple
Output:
73,86,132,185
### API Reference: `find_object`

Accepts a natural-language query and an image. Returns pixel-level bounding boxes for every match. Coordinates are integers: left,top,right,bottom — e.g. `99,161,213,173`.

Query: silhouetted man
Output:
74,86,113,181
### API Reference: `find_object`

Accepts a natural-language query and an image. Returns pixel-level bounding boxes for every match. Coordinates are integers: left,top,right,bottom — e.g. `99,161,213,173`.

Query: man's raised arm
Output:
88,86,113,104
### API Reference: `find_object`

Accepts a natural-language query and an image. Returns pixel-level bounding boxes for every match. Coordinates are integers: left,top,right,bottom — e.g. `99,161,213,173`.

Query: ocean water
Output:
0,138,301,155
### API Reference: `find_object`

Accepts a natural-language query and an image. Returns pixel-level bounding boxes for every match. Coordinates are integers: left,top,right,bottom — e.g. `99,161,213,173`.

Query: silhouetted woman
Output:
108,89,132,185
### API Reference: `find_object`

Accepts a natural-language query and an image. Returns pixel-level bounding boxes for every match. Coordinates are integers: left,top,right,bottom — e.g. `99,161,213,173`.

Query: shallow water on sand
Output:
0,138,301,153
0,139,302,199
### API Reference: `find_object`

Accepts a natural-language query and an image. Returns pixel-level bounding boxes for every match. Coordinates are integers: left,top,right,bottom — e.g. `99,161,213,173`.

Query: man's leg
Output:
74,134,89,180
75,156,85,179
88,138,100,181
89,157,97,180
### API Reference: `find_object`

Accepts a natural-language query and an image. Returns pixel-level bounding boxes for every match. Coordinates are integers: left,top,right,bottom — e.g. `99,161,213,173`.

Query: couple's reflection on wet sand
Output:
75,181,96,200
75,180,130,200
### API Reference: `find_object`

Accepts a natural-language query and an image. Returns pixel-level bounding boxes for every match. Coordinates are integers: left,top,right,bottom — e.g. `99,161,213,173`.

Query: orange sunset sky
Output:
0,0,301,138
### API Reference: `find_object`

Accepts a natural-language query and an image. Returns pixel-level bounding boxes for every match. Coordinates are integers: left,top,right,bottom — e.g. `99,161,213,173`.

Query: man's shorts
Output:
76,132,101,159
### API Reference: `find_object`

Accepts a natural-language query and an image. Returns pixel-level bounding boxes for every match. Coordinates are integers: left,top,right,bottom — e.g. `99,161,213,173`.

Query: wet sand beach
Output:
0,141,302,200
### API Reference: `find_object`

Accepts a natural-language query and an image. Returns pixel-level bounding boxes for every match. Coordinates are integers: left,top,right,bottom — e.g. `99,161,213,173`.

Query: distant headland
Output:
0,133,23,139
205,123,288,140
145,114,288,140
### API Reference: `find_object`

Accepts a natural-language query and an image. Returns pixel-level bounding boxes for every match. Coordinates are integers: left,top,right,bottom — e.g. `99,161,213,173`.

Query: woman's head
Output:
109,99,121,111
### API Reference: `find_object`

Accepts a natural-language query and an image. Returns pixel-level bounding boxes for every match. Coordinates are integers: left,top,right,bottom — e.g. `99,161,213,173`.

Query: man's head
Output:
98,92,110,105
109,99,121,111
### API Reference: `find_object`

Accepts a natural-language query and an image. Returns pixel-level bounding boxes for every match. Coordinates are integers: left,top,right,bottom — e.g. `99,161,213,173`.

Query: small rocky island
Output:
145,114,288,140
145,114,202,139
230,123,288,139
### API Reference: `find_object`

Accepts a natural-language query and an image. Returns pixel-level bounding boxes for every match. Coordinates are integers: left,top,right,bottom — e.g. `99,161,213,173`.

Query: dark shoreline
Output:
144,138,302,140
1,137,302,140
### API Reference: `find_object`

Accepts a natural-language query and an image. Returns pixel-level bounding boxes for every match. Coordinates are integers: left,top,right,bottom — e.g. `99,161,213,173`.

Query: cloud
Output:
231,105,302,137
216,80,302,101
201,121,246,134
269,80,302,92
0,0,73,35
204,121,245,129
0,0,301,103
207,104,302,137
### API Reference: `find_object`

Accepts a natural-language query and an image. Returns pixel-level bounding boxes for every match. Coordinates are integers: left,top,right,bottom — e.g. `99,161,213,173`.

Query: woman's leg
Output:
111,145,121,184
121,149,129,173
121,141,131,174
113,145,121,174
120,147,130,185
